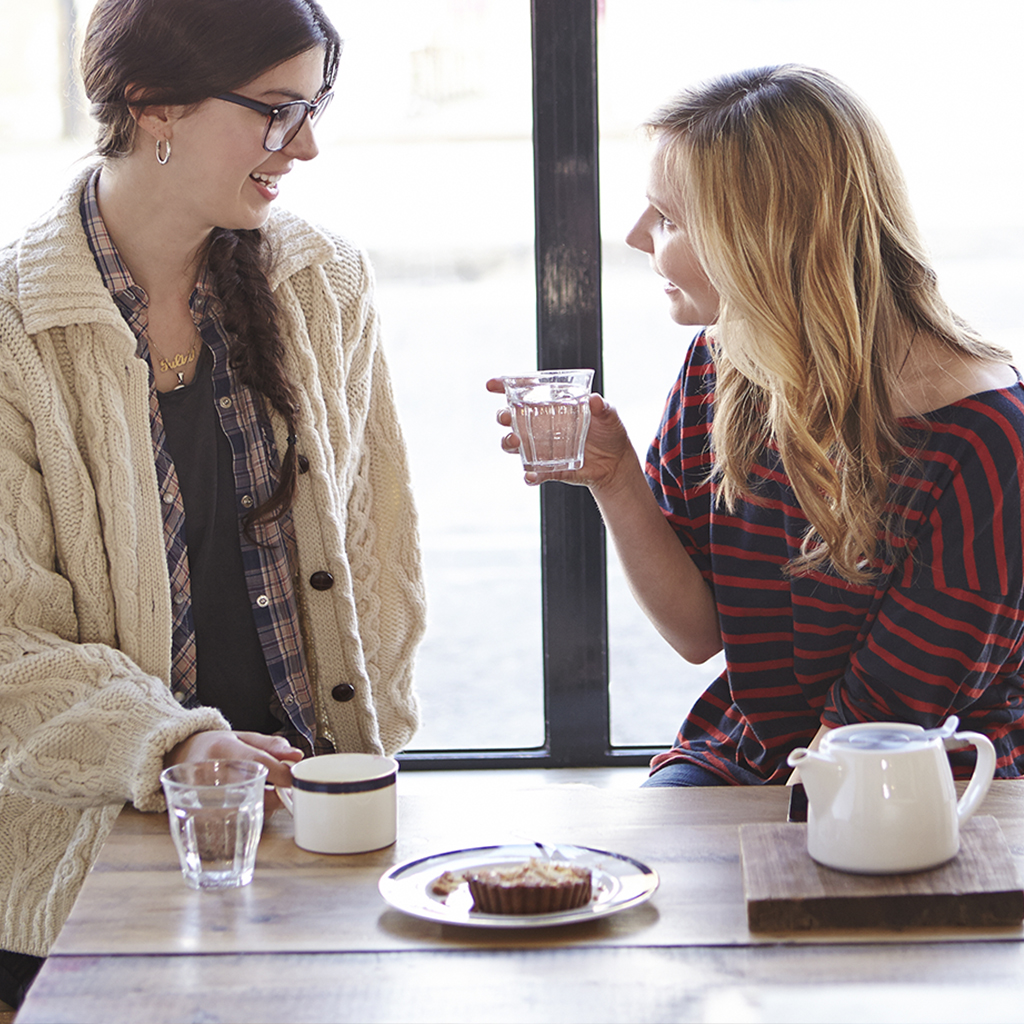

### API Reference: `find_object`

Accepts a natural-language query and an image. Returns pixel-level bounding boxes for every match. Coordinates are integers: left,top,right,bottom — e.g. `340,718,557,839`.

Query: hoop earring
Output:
156,139,171,165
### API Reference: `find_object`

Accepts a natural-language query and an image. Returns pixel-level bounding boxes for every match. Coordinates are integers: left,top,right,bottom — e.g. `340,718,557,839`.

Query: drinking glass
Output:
160,760,268,890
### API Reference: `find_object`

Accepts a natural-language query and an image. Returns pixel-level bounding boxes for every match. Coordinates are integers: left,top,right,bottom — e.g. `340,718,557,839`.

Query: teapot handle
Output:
948,730,997,825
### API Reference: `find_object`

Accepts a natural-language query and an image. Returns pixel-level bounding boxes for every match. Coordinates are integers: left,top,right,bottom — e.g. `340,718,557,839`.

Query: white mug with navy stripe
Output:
278,753,399,854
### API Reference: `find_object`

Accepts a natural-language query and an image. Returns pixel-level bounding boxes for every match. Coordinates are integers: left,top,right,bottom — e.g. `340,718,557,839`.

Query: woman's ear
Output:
124,84,177,145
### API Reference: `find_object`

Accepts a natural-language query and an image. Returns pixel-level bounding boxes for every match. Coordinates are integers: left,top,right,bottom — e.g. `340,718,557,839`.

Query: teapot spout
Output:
786,747,841,810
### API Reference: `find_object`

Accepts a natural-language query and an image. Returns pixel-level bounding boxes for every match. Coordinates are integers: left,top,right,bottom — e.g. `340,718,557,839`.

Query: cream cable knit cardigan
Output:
0,167,425,956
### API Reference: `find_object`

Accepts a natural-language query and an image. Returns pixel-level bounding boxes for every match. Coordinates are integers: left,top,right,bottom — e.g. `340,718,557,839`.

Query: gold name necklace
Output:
148,332,200,390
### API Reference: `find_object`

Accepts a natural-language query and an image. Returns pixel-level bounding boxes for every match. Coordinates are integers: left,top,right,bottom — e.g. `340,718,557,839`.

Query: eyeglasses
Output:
215,89,334,151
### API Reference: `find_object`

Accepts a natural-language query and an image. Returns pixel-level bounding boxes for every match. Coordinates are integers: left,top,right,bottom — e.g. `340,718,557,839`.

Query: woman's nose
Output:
283,118,320,161
626,212,654,254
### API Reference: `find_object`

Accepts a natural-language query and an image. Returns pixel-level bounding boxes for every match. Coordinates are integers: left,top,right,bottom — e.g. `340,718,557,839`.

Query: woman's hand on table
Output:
485,378,636,494
163,730,304,810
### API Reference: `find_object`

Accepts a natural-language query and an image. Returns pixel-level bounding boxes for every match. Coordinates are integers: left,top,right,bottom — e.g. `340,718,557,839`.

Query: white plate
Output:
378,842,659,928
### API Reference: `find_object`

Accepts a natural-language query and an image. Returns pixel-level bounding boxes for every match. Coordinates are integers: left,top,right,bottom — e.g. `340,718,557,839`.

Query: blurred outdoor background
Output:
2,0,1021,752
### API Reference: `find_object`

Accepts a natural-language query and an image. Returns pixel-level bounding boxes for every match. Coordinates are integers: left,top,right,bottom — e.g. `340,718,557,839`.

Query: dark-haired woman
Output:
0,0,424,1005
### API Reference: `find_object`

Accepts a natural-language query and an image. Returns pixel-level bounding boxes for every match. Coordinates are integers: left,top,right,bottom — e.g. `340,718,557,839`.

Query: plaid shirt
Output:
80,168,324,753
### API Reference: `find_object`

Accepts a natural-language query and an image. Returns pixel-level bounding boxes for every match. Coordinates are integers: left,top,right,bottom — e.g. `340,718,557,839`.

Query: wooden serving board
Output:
739,815,1024,933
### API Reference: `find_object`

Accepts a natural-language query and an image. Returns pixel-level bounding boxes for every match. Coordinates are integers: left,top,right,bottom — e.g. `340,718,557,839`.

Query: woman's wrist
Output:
589,446,649,510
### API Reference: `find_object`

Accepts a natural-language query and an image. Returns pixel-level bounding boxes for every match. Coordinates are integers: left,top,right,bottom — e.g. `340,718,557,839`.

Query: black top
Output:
157,346,278,733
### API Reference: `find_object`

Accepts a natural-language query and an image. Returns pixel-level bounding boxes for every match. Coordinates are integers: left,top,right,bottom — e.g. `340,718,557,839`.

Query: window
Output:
3,0,1020,771
395,0,1023,769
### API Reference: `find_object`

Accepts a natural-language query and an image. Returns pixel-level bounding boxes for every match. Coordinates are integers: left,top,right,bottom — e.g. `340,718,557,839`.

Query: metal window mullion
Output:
531,0,609,764
402,0,664,770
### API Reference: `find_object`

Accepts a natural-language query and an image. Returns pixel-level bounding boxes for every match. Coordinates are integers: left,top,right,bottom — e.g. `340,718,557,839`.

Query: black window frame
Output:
400,0,658,772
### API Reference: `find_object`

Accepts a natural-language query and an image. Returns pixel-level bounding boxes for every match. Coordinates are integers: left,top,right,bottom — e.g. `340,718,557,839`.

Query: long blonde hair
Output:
645,65,1010,583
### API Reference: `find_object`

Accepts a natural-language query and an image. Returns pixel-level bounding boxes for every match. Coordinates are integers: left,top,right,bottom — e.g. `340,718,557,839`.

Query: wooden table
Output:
16,780,1024,1023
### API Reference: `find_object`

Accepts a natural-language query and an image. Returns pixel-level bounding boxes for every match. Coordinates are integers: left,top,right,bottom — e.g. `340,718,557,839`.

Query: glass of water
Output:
160,760,268,890
501,369,595,472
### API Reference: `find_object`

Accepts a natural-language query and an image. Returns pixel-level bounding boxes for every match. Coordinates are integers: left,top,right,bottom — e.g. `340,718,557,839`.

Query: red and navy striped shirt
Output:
647,332,1024,783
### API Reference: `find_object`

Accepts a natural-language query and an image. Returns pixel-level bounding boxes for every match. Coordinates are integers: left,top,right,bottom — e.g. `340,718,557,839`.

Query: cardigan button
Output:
331,683,356,703
297,454,310,474
310,571,335,591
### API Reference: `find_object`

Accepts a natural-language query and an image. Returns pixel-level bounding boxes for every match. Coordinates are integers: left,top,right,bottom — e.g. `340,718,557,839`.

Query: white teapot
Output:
786,717,996,874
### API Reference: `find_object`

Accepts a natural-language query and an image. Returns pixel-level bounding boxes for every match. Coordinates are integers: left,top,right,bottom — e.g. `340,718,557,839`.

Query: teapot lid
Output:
827,727,928,751
825,717,958,752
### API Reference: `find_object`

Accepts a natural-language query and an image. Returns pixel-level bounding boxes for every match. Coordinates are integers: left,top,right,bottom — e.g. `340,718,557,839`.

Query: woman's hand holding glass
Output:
486,378,638,494
487,376,722,663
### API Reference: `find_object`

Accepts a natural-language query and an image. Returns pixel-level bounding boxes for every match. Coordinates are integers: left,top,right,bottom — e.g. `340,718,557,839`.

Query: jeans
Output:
641,761,731,787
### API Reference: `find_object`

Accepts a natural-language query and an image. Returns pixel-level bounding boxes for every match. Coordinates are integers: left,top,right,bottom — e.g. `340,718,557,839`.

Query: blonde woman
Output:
490,64,1024,786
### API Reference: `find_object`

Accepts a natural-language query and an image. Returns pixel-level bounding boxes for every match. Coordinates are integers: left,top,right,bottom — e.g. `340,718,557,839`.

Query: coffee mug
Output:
277,753,398,854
